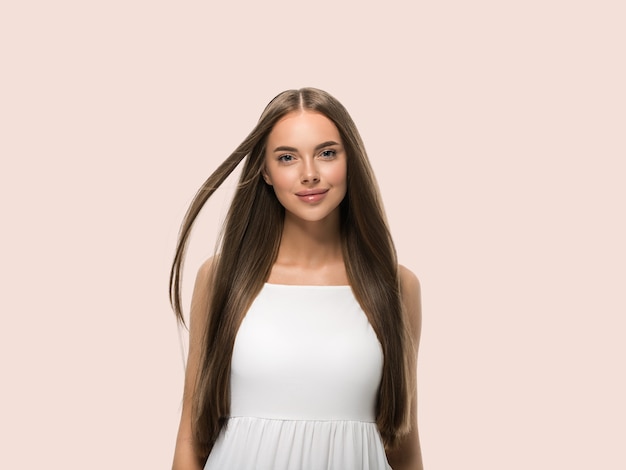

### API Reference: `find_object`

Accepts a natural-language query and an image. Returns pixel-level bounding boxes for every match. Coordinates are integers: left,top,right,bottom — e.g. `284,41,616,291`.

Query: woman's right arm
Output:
172,258,215,470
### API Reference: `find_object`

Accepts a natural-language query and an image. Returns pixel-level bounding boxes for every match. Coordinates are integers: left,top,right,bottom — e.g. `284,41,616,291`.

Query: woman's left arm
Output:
386,265,424,470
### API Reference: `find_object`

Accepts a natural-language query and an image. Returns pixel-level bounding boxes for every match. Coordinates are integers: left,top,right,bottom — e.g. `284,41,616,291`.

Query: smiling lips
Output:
295,188,329,203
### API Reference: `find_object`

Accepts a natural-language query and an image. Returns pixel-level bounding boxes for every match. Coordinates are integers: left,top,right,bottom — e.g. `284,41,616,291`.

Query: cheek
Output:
268,170,293,190
327,162,348,187
265,167,301,197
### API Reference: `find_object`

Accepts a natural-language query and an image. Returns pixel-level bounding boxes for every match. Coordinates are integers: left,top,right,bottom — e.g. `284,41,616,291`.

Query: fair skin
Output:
262,110,349,285
386,265,424,470
172,259,215,470
172,110,423,469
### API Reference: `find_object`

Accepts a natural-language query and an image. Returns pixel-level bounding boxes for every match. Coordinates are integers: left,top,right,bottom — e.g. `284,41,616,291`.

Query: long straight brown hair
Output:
170,88,415,458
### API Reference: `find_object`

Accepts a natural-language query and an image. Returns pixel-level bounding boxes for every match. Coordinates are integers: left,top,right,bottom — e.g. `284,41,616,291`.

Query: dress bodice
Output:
204,283,391,470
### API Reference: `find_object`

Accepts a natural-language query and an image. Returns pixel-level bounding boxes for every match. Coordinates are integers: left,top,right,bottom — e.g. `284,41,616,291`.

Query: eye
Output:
320,149,337,159
278,154,295,163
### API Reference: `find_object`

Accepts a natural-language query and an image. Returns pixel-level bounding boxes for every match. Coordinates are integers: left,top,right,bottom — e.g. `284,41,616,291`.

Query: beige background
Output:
2,1,624,468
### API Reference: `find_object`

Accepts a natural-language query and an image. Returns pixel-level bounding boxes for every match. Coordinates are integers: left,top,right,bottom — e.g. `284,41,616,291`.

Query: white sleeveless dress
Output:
204,283,392,470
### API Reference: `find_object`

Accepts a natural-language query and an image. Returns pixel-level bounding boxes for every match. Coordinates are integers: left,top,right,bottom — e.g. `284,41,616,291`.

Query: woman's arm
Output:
172,258,215,470
386,265,424,470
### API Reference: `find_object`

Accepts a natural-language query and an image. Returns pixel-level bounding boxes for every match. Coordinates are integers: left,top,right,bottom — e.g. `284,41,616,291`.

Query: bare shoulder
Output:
189,256,217,329
399,264,420,291
196,256,217,281
398,264,422,343
192,256,219,297
399,264,421,308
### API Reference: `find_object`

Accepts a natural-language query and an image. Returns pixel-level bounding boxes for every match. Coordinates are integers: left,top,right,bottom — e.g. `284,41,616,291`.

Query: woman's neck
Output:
268,212,348,285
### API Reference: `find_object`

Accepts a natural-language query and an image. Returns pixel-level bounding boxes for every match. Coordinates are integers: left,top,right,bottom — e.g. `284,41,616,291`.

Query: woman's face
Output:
263,110,347,224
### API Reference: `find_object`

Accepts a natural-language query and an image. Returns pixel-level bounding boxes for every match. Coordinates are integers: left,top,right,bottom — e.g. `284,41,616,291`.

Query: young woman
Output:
170,88,423,470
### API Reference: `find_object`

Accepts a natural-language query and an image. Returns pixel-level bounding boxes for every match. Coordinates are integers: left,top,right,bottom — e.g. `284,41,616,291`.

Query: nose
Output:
301,160,320,184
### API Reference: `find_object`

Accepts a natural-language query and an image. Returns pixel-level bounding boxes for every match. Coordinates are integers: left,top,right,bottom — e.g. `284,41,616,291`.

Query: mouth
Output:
295,189,329,197
295,188,329,203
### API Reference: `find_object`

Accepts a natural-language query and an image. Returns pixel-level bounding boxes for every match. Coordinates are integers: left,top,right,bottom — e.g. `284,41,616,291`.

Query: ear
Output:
261,167,272,185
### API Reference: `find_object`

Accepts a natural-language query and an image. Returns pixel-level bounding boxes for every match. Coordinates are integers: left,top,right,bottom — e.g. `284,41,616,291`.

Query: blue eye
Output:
278,154,295,163
320,149,336,158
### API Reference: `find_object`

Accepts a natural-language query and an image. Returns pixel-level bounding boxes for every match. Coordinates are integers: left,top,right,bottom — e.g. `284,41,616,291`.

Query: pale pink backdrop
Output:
2,1,624,468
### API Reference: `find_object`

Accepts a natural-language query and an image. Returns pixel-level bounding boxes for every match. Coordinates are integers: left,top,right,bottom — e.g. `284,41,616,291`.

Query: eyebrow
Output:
273,140,341,153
